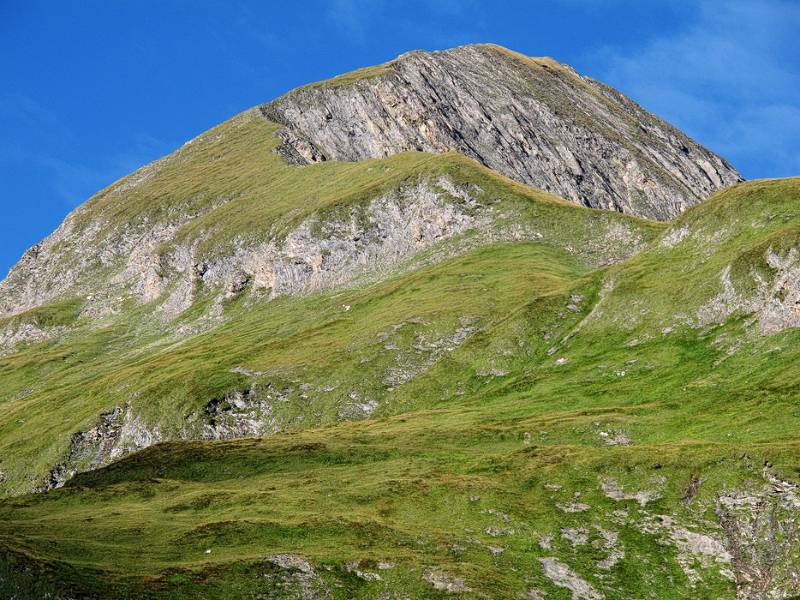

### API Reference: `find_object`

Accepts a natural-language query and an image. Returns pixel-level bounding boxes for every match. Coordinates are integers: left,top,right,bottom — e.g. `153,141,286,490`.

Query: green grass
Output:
2,409,796,597
0,119,798,597
0,241,591,495
299,63,393,90
0,116,662,497
0,297,84,331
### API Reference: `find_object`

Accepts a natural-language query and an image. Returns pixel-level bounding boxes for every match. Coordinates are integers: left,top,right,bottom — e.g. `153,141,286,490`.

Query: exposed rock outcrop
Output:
188,178,490,302
716,472,800,599
262,44,741,221
422,568,471,594
262,554,332,599
0,177,488,324
696,248,800,335
0,320,66,355
538,557,603,600
38,402,160,491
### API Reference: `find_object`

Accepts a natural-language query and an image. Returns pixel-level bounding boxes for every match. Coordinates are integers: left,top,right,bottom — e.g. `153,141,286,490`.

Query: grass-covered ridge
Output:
0,108,660,329
0,112,662,497
72,110,659,259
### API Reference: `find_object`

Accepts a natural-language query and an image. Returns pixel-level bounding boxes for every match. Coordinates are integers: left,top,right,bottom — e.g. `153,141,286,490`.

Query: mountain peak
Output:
381,43,570,70
262,43,741,220
3,35,800,598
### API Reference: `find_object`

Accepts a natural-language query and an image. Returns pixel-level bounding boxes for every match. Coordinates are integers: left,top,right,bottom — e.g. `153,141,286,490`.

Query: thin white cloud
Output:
326,0,385,41
325,0,479,45
591,0,800,178
0,93,173,207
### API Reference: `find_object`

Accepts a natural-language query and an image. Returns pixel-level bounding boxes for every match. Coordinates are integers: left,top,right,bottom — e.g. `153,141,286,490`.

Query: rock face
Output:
716,472,800,599
0,176,489,326
262,44,741,221
38,402,160,491
696,249,800,335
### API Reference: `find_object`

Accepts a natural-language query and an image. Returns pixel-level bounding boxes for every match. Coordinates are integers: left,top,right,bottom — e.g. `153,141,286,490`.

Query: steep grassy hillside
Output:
1,180,799,598
0,112,665,498
0,111,656,322
0,241,596,494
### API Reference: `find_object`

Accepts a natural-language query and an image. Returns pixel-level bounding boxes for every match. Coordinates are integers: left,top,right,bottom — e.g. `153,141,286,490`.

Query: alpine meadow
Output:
1,43,799,599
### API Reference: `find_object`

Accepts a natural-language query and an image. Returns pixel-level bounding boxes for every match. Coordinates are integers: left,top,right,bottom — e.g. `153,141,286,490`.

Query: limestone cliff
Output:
262,44,741,220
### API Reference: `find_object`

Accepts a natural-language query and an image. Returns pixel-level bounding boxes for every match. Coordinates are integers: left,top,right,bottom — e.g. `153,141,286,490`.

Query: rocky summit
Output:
263,44,741,220
1,44,799,599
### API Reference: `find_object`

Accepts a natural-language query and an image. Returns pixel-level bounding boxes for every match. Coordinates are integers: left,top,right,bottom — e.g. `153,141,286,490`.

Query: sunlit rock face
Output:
262,44,741,221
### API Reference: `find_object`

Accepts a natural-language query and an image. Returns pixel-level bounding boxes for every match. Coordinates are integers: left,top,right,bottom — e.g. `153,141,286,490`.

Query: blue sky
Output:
1,0,799,277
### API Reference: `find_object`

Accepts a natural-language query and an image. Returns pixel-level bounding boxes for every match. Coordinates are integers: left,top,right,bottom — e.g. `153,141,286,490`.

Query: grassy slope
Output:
0,180,800,597
0,180,798,597
0,115,660,497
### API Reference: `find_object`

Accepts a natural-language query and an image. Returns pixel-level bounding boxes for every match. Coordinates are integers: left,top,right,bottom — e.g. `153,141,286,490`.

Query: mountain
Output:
263,44,741,219
1,45,799,599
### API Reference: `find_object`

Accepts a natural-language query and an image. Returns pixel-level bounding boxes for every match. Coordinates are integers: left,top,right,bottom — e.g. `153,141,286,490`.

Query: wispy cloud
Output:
0,93,172,208
592,0,800,178
325,0,479,46
326,0,385,42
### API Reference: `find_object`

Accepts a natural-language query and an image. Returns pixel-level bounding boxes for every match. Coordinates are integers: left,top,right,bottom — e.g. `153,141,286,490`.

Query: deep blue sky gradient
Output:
2,0,799,277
